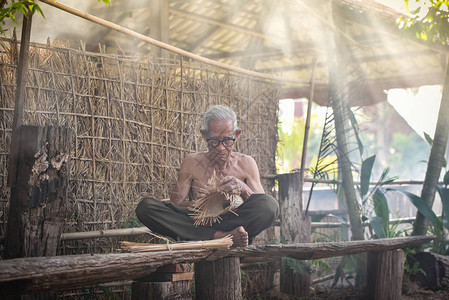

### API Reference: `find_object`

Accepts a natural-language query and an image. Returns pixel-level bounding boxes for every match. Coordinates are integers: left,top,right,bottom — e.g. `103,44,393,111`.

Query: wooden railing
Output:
0,235,434,297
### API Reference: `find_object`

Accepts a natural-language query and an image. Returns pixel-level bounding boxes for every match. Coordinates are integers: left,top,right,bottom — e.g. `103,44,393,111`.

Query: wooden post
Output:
5,126,73,258
194,257,242,300
8,11,33,188
132,264,193,300
278,172,311,297
367,249,404,300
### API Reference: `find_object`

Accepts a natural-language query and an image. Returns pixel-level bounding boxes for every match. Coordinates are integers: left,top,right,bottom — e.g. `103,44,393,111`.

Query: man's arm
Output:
170,155,194,208
241,155,264,198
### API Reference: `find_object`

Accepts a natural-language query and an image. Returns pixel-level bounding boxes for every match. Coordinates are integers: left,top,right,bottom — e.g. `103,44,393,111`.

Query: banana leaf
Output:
400,190,443,232
368,216,386,238
373,189,390,235
437,185,449,231
360,155,375,200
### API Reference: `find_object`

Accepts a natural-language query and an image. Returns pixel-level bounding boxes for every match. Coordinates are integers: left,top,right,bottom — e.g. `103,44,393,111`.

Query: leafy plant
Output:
0,0,111,35
284,257,311,275
399,170,449,254
0,0,44,34
398,0,449,45
121,217,142,228
403,248,427,278
353,154,404,240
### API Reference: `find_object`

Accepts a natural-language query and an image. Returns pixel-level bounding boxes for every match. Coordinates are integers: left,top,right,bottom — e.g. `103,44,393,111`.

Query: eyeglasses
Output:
206,138,236,148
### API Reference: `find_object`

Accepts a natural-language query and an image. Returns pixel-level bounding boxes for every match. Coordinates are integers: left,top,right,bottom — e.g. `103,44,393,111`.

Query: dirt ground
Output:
256,277,449,299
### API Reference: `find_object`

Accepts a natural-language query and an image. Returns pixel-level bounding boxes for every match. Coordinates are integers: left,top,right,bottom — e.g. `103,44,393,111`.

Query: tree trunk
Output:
413,61,449,237
194,257,242,300
5,125,72,300
5,126,73,259
328,3,364,242
328,1,366,287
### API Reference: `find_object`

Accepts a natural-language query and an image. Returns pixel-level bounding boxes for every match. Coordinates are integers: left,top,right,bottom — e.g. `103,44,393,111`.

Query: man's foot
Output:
213,226,248,247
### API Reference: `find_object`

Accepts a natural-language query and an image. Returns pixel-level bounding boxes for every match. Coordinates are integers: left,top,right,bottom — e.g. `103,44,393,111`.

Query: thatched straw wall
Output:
0,37,280,249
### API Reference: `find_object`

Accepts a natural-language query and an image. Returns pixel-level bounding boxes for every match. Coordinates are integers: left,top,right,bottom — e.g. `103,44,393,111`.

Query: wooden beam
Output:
186,7,234,53
170,7,282,44
150,0,169,57
0,236,434,296
281,72,444,106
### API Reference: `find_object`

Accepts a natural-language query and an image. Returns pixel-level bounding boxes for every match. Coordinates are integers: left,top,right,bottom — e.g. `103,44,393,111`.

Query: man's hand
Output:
217,176,243,196
197,182,217,199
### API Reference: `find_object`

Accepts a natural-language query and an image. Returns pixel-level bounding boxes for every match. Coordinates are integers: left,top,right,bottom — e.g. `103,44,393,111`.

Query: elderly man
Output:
136,105,278,247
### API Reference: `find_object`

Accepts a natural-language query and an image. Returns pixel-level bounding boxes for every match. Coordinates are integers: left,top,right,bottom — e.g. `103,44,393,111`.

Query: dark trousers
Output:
135,194,279,242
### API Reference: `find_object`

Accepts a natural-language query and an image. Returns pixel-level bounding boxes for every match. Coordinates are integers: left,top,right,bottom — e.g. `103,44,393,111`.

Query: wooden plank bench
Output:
0,235,434,299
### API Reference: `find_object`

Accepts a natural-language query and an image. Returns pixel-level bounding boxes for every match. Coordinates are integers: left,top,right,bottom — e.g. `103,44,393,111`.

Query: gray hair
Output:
203,105,238,134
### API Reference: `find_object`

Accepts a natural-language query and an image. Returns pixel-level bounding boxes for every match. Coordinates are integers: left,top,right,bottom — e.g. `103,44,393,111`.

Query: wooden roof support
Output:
150,0,169,57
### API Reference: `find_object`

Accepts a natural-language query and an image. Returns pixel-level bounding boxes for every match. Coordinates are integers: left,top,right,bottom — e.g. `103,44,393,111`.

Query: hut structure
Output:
0,0,448,298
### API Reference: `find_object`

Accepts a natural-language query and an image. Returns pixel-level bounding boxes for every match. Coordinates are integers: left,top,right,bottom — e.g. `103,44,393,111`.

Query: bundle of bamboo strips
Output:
120,235,233,252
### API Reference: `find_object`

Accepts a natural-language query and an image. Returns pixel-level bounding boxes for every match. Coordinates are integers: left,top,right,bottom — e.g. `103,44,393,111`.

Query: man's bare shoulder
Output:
181,152,209,169
183,152,207,162
233,152,256,163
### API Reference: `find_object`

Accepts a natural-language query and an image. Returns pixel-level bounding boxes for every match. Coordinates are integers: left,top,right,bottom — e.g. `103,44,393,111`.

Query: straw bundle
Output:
189,171,243,226
120,235,233,252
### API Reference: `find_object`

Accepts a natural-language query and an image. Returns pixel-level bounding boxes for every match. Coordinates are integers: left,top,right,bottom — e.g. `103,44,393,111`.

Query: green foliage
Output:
403,248,427,277
121,217,142,228
400,172,449,254
284,257,311,274
398,0,449,45
387,132,430,178
0,0,110,35
355,155,409,239
79,284,118,300
0,0,44,34
401,190,443,231
240,269,247,288
276,113,321,174
358,155,397,220
277,116,305,172
347,105,364,157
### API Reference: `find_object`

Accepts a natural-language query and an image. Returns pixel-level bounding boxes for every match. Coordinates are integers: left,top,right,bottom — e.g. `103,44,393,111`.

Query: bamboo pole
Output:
300,58,318,195
261,174,433,186
61,227,152,241
56,216,417,241
38,0,308,85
